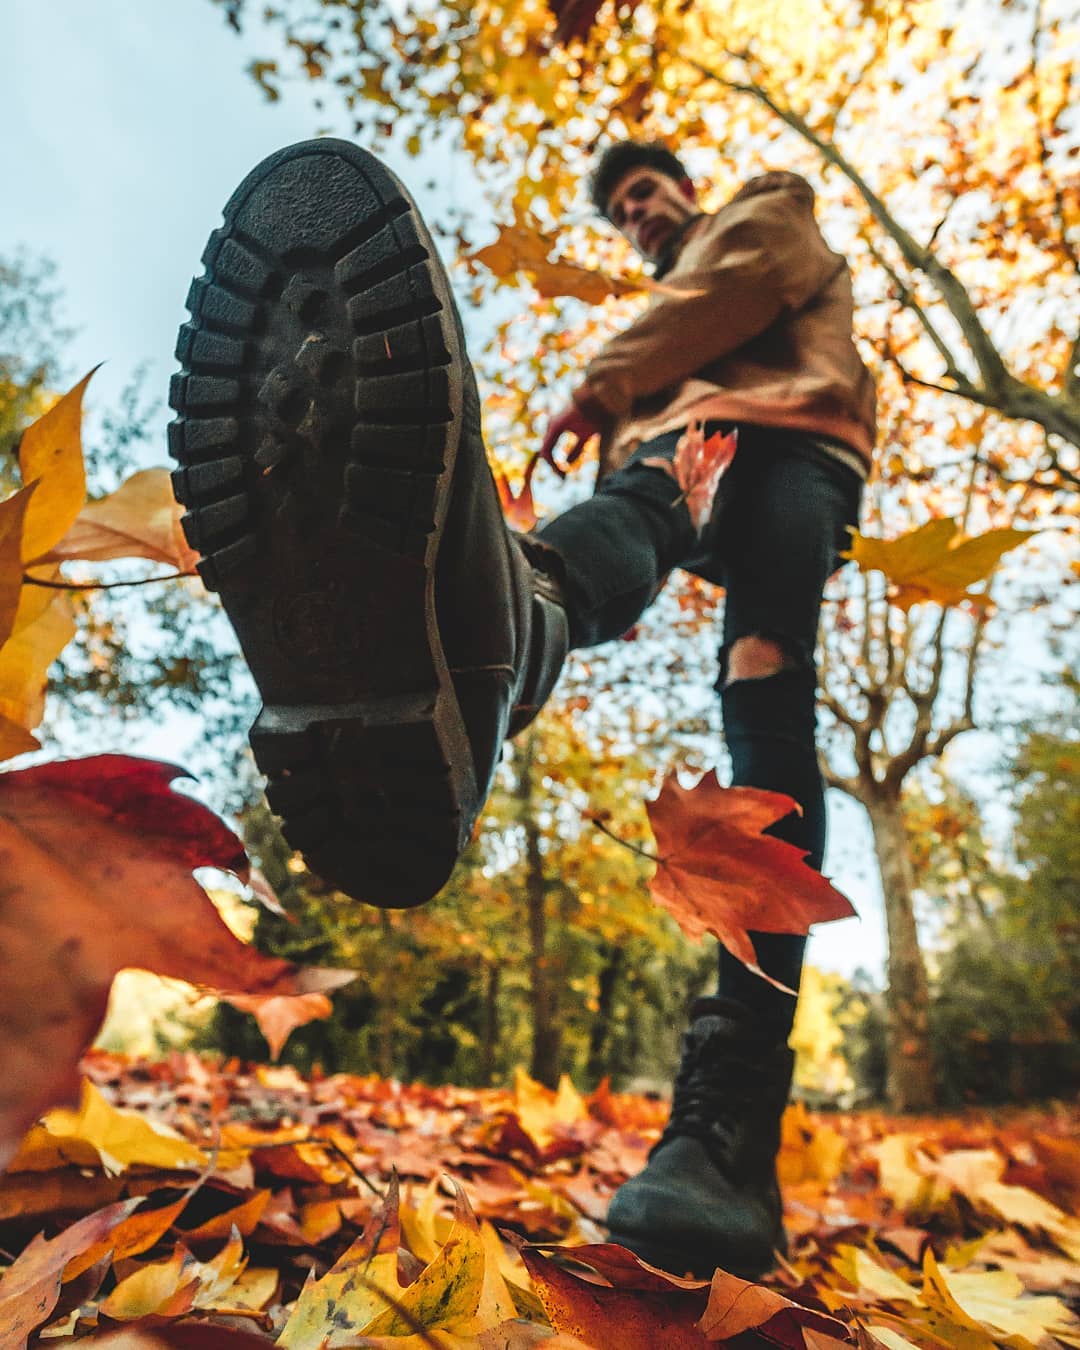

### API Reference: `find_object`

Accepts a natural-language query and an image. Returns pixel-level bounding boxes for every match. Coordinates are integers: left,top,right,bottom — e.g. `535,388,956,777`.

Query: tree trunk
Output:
481,960,500,1087
587,944,624,1086
866,789,937,1110
520,733,561,1086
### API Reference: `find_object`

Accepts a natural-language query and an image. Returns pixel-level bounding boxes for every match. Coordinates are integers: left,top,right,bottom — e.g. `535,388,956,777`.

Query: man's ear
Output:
678,176,697,203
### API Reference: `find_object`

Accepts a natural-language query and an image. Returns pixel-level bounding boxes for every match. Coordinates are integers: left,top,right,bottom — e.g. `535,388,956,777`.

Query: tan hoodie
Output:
575,171,877,479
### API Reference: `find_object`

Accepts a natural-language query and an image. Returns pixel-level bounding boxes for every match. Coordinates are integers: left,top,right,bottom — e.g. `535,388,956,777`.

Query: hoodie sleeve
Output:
579,175,842,418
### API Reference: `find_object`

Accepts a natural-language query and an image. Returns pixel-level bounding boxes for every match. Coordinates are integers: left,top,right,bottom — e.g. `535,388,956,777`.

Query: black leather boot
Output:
169,139,567,906
605,998,795,1280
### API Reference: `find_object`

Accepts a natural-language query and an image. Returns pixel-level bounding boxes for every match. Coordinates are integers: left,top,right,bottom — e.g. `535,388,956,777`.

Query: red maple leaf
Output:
646,772,856,991
0,754,347,1161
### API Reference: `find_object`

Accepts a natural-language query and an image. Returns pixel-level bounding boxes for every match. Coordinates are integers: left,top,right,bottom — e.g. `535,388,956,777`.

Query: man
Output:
170,138,875,1279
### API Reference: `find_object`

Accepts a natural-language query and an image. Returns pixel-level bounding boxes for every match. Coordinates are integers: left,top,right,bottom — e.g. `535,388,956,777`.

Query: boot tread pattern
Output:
169,140,472,905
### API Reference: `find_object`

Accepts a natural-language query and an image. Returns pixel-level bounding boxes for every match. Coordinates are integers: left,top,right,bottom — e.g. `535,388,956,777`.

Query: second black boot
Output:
170,140,567,906
605,999,795,1280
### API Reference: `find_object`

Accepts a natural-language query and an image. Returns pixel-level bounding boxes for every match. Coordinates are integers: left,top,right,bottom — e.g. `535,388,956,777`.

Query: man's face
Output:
606,166,698,265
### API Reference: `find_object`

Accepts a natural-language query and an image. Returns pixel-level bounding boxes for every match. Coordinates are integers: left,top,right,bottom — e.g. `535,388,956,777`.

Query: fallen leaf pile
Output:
2,1052,1078,1346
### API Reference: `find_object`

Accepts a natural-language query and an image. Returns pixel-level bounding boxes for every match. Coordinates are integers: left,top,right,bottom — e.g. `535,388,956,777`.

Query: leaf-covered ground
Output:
1,1052,1078,1348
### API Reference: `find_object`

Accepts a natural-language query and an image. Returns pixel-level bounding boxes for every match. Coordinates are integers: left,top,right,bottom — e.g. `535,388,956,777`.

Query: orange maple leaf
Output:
495,452,540,532
642,424,737,533
646,772,856,991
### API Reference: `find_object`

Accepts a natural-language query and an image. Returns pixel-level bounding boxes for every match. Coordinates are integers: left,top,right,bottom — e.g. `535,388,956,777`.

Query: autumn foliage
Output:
4,0,1080,1331
1,1051,1079,1345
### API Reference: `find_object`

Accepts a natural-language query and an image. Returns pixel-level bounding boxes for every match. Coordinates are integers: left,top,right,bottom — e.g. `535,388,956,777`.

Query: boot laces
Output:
661,1037,752,1153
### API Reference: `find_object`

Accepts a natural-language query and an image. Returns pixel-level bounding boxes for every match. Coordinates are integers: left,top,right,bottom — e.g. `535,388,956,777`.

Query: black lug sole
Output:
169,139,477,906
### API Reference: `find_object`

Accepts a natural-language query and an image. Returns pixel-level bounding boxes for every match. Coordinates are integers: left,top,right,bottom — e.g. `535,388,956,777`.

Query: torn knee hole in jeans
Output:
717,632,812,688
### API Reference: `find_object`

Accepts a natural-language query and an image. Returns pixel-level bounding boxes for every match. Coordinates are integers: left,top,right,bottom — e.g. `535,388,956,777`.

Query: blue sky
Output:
4,1,888,978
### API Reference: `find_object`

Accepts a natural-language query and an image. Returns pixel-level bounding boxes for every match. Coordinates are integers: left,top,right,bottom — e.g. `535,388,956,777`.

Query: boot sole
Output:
169,139,477,906
605,1230,776,1282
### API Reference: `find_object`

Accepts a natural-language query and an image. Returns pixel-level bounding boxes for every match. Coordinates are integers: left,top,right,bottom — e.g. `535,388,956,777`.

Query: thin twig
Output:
588,814,658,863
23,569,196,591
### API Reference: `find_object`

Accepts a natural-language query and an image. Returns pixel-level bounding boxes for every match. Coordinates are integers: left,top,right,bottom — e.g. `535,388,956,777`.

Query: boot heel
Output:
251,696,467,906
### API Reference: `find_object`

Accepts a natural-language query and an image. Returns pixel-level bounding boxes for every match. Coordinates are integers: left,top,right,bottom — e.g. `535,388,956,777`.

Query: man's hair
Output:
589,141,690,220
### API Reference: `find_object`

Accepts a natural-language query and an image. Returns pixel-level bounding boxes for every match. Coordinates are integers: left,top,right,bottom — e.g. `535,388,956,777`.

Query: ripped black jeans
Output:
537,423,863,1027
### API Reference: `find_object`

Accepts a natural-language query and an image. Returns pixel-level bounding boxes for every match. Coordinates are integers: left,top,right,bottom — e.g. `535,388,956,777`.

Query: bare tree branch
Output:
862,232,973,391
687,56,1080,453
690,59,1010,394
822,761,864,799
820,689,861,733
887,609,950,791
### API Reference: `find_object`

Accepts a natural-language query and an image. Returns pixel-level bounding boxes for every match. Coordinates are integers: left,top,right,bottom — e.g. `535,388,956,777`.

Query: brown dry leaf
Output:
699,1268,851,1344
0,1198,140,1348
496,456,540,532
647,773,856,988
0,754,343,1165
16,368,95,563
64,1190,192,1281
36,468,200,573
181,1189,271,1242
220,991,335,1059
844,518,1037,611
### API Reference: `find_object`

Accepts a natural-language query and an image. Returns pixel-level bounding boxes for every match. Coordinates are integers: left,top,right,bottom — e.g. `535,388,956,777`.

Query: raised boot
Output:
605,998,794,1280
169,139,567,906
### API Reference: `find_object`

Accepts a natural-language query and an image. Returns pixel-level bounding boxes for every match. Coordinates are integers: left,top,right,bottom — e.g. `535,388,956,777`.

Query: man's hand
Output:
538,401,605,478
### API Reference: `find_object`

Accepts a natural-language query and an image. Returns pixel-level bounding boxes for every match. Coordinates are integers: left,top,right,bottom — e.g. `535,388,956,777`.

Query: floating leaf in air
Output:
646,773,856,990
643,424,737,532
471,214,646,304
844,518,1038,611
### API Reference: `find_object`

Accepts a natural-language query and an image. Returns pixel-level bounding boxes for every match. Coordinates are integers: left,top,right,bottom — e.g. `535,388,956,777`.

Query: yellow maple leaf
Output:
0,592,75,761
844,518,1037,611
99,1244,200,1321
38,1078,207,1175
0,483,37,647
17,368,95,564
512,1067,589,1151
833,1245,921,1303
471,214,659,304
923,1248,1079,1345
